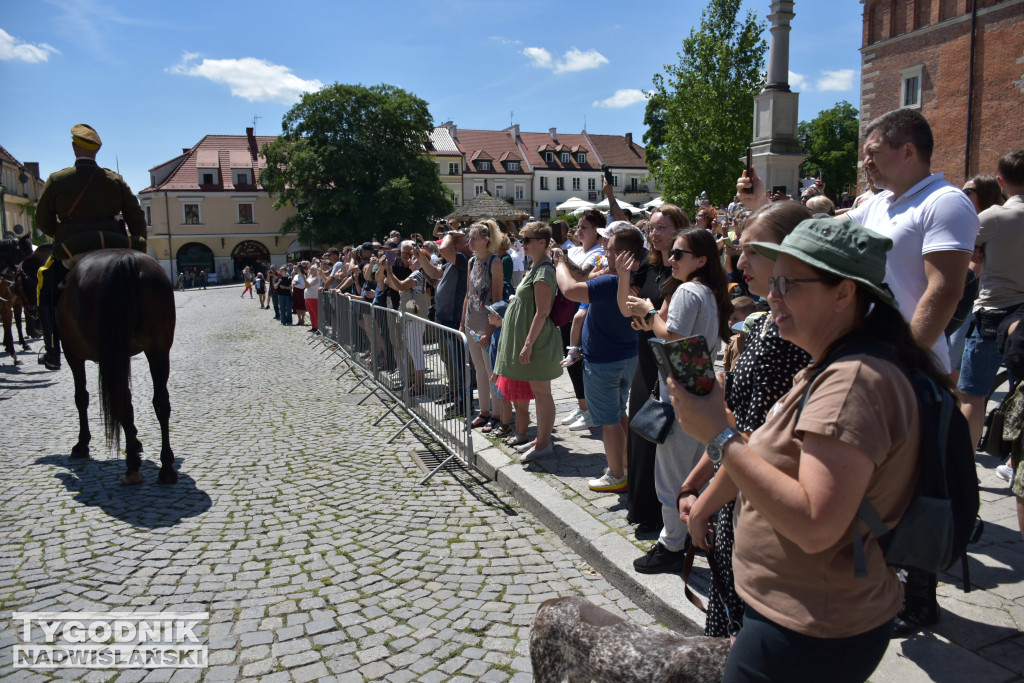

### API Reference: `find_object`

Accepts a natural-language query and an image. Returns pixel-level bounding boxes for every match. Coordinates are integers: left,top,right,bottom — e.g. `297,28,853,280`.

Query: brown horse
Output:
0,236,33,364
58,248,178,485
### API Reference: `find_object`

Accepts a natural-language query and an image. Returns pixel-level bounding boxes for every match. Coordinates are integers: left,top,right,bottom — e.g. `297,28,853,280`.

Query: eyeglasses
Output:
963,187,977,196
521,235,544,244
668,248,695,261
767,276,824,297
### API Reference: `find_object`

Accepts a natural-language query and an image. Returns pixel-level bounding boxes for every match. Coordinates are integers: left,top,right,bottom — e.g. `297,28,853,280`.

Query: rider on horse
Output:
36,123,147,370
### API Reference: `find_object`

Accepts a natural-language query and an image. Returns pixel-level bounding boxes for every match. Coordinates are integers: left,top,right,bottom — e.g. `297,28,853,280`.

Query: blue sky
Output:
2,0,864,195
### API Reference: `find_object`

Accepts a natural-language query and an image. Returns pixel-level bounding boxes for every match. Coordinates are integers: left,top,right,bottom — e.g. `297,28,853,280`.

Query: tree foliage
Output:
798,101,861,201
643,0,766,214
261,83,454,244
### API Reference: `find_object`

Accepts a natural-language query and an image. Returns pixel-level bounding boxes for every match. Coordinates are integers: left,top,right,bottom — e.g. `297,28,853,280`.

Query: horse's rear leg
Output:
148,349,177,485
14,303,29,351
67,352,91,458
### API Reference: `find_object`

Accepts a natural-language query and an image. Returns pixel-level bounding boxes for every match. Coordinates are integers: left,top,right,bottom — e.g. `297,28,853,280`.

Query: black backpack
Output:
799,340,982,589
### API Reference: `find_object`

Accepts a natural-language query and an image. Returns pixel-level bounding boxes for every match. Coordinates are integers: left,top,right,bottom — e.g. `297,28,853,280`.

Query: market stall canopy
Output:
555,196,594,212
446,191,530,222
643,196,665,209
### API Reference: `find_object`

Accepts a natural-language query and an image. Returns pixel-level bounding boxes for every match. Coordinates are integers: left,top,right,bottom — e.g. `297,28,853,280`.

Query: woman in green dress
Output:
494,222,563,460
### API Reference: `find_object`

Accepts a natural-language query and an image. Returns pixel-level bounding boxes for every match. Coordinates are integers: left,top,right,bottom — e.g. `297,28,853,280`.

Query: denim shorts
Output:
582,356,638,426
959,327,1009,397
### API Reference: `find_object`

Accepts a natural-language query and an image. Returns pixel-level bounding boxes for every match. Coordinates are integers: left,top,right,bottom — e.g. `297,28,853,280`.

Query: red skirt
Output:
292,289,306,311
497,375,534,402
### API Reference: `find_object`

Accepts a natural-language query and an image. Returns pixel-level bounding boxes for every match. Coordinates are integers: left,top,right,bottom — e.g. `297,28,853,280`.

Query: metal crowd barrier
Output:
313,290,475,482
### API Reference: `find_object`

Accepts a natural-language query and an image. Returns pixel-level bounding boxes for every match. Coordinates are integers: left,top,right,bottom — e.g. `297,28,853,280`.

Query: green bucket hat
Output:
750,217,898,310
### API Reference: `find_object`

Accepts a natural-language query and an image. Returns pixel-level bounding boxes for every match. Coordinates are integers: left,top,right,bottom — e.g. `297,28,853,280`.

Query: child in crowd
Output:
487,299,534,443
722,296,758,371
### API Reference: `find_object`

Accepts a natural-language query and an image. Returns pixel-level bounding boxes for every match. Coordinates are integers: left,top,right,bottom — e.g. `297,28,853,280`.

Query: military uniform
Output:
36,123,148,370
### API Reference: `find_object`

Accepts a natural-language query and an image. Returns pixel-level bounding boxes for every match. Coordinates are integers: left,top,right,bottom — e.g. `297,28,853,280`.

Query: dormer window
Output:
478,160,492,171
577,153,587,164
234,170,252,185
545,152,555,163
561,152,570,163
201,171,217,185
507,161,520,172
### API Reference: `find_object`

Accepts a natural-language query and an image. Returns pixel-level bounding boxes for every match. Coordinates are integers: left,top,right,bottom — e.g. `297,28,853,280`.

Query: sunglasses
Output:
668,248,695,261
521,236,545,244
963,187,977,196
767,276,824,297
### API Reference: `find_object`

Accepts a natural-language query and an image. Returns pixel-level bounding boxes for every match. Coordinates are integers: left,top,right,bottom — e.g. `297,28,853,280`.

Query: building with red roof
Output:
139,127,297,282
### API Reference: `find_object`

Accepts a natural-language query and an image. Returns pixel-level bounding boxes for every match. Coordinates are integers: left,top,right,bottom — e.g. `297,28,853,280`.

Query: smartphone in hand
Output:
384,250,397,266
648,336,716,395
743,147,754,194
602,164,614,185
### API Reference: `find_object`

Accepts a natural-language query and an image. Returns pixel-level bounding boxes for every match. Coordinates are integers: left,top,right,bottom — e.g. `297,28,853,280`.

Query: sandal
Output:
560,346,582,368
471,413,493,428
480,418,502,433
491,423,513,438
504,432,531,446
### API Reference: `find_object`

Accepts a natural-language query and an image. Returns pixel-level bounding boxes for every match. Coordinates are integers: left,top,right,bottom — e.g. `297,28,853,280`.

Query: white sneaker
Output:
568,412,595,431
560,408,583,426
588,468,628,492
996,464,1014,482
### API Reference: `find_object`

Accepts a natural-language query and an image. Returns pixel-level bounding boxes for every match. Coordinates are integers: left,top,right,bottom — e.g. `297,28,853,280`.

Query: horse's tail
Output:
97,251,140,449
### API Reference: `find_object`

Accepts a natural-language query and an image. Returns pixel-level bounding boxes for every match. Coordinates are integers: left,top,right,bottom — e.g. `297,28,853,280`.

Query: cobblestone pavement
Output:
0,286,659,682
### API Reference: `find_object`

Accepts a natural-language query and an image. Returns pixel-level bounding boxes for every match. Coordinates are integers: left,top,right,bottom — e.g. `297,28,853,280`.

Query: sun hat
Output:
750,216,898,310
485,299,510,319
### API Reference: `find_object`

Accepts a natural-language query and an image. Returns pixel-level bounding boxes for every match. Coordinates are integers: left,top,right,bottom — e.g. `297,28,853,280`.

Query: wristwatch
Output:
707,427,741,464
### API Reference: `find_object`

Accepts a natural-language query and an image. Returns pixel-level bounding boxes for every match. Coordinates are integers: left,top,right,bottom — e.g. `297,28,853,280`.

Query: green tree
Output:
261,83,454,244
798,101,861,202
643,0,766,213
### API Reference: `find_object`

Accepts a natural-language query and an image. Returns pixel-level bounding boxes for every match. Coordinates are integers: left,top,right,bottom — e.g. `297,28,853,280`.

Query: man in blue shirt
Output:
554,223,644,492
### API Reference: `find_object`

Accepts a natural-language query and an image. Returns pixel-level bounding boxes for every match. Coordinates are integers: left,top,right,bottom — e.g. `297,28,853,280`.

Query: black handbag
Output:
630,380,675,444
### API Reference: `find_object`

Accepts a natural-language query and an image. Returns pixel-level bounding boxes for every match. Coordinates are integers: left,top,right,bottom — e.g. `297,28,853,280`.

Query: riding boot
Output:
892,569,939,637
38,302,62,370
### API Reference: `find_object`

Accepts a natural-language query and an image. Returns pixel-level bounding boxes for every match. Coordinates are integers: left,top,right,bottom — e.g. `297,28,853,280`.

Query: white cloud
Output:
788,70,809,92
816,69,856,91
554,48,609,74
593,89,649,109
490,36,522,46
0,28,59,63
523,46,553,69
168,53,323,104
523,46,609,74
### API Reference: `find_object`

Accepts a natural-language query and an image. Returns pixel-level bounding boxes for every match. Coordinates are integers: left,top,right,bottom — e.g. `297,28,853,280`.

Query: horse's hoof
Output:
120,472,143,486
157,469,178,485
70,446,90,459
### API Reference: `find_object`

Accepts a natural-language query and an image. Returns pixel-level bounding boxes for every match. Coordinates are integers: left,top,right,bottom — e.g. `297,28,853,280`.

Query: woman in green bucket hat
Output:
667,216,953,683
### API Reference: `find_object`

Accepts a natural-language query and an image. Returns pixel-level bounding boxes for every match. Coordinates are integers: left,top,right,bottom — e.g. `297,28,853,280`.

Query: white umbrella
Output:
555,196,594,212
593,198,642,213
643,196,664,209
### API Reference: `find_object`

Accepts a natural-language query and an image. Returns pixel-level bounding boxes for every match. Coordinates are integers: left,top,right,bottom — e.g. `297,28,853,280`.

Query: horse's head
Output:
0,236,33,275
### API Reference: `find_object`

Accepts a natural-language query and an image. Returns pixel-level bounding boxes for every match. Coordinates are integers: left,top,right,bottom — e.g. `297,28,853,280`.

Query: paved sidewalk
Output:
460,358,1024,682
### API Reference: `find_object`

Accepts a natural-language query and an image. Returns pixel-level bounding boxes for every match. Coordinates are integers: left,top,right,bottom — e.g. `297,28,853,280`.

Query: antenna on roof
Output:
252,114,262,128
510,110,513,127
583,115,587,132
115,156,120,174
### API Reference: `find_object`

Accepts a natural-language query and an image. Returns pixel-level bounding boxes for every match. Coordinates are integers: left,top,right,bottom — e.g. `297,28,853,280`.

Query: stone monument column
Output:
749,0,805,198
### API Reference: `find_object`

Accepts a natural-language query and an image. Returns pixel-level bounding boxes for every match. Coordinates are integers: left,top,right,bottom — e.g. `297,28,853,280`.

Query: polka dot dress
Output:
704,314,811,638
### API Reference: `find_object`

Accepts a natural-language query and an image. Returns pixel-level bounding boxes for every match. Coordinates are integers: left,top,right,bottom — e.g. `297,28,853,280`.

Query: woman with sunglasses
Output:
493,222,563,459
622,227,732,573
669,217,941,682
672,200,812,639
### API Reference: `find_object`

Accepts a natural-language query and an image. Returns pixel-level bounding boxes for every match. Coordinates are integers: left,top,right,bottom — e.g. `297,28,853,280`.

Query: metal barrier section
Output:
309,291,475,483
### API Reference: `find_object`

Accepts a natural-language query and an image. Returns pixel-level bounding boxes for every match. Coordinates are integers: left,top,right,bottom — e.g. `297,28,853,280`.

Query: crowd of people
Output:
234,107,1022,682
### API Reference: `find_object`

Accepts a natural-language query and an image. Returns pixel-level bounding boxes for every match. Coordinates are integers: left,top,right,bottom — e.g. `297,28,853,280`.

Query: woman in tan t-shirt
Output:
668,217,954,683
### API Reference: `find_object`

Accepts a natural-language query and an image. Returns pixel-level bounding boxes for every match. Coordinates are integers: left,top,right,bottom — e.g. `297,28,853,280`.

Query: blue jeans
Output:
439,319,466,401
279,292,293,325
959,324,1016,396
582,356,638,426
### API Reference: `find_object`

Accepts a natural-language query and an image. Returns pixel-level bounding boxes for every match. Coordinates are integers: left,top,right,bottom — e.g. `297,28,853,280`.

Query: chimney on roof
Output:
23,162,39,179
443,121,458,138
511,124,520,138
182,148,190,154
246,126,260,163
549,127,557,142
626,132,633,147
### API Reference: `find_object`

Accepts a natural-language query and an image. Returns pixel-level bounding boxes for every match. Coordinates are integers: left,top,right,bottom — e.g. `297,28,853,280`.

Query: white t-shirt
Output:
510,242,525,271
303,272,321,299
847,173,979,372
567,243,605,271
660,281,721,401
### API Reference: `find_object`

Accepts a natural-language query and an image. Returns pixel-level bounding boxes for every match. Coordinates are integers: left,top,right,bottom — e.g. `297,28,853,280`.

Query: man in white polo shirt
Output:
846,108,979,637
847,108,979,374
